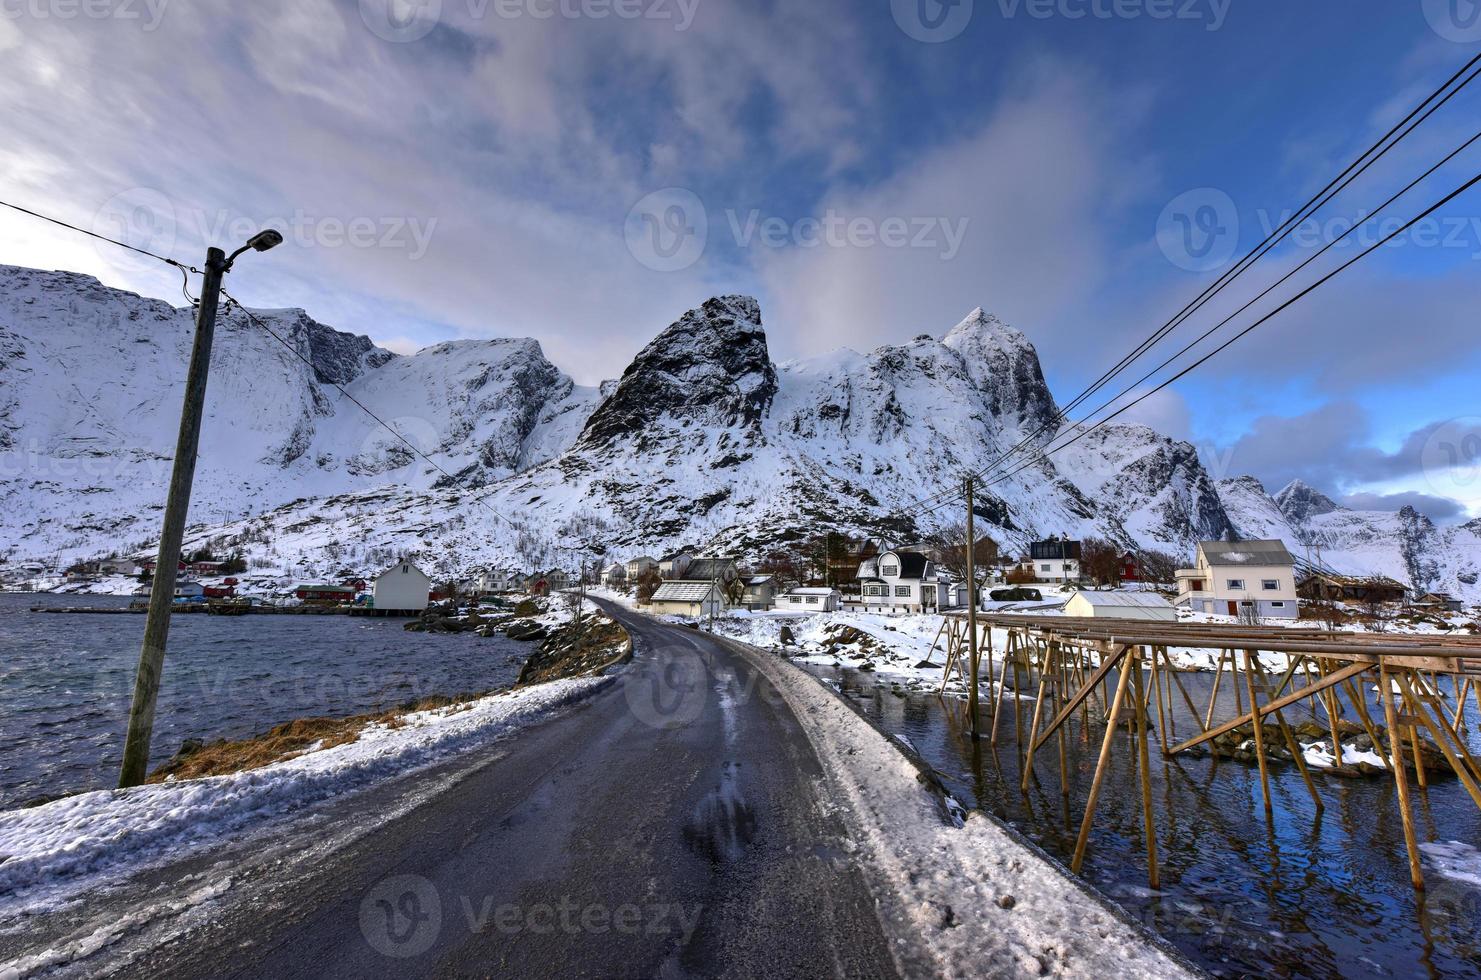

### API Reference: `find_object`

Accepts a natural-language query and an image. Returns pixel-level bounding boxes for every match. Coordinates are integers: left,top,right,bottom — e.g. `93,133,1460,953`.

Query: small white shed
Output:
1063,590,1177,621
778,587,843,612
373,560,432,614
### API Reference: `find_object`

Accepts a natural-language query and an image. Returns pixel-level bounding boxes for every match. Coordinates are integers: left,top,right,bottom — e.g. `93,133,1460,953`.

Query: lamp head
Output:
247,229,284,252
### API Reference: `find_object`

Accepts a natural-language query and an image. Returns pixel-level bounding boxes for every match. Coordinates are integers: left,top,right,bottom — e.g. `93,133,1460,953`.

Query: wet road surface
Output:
111,601,901,979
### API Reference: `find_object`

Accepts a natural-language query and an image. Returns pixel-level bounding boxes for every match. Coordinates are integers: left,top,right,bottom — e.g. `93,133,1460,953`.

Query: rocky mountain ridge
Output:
0,264,1475,601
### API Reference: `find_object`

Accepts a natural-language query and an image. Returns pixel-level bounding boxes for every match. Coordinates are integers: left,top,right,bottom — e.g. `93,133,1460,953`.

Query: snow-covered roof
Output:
1066,591,1173,610
745,575,774,586
651,581,719,602
1199,540,1295,566
787,587,840,596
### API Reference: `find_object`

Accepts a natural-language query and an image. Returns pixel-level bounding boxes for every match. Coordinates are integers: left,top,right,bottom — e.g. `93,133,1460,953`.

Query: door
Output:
1227,601,1239,616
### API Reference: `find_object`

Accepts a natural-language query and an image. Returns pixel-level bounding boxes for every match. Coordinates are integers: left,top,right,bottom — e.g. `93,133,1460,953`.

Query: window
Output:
1190,579,1205,592
881,564,899,577
1270,601,1286,608
895,586,911,597
806,596,819,605
1041,564,1052,573
1226,579,1245,590
865,585,884,597
1262,579,1280,591
1240,600,1254,608
401,565,409,574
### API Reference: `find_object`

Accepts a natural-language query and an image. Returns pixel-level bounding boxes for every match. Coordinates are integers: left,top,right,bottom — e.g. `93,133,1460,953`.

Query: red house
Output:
203,584,236,598
294,583,356,605
1120,553,1141,583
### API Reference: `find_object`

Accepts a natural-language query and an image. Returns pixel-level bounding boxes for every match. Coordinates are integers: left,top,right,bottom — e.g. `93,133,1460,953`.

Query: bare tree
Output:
1080,537,1122,587
926,522,999,587
634,566,663,603
1136,549,1182,586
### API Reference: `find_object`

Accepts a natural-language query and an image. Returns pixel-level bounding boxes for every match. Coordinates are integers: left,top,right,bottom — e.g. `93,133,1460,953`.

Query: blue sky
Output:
1,0,1478,519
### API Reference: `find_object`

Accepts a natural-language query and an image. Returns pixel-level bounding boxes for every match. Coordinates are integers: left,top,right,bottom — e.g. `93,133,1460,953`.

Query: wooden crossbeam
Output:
1167,662,1370,755
1030,644,1131,754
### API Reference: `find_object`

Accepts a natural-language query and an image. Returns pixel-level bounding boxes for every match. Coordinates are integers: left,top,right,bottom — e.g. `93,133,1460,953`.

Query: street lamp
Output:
119,229,284,788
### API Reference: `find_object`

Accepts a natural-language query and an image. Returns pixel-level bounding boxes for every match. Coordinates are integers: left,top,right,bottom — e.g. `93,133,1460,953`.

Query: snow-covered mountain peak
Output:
575,295,777,452
1275,479,1340,523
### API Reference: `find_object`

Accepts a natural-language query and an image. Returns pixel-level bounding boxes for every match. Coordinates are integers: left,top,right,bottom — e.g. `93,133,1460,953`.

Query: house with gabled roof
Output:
648,580,728,618
1176,540,1298,619
857,548,941,614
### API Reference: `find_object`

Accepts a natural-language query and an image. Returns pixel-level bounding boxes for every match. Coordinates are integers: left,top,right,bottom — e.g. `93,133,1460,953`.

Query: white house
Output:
778,587,842,611
1029,538,1082,584
373,560,432,614
857,550,939,614
658,549,695,579
648,580,728,618
172,580,205,599
626,556,659,580
1176,540,1298,620
474,568,521,594
601,563,627,587
1063,590,1178,621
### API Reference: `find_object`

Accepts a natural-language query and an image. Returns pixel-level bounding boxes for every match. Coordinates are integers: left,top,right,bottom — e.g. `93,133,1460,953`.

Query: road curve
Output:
112,600,903,979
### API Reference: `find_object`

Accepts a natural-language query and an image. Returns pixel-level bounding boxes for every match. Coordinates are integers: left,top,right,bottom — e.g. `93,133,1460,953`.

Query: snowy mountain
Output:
1,264,1475,602
1218,476,1481,600
0,265,599,558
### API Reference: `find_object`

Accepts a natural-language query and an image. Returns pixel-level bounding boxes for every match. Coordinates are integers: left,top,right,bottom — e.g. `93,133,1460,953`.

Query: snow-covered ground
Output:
0,596,612,923
717,630,1195,978
0,677,611,922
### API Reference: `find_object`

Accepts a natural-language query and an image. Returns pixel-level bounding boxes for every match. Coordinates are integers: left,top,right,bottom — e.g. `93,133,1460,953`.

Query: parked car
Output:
990,587,1043,602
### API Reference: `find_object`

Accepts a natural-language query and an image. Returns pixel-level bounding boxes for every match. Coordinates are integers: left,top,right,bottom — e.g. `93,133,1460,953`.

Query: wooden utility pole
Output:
965,476,981,739
119,247,227,788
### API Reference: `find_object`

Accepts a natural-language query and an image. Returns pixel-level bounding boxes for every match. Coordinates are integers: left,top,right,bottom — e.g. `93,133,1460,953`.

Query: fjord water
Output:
0,594,530,807
803,663,1481,979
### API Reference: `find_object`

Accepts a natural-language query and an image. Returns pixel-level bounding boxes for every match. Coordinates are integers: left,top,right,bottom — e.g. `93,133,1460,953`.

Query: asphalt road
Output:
115,601,902,979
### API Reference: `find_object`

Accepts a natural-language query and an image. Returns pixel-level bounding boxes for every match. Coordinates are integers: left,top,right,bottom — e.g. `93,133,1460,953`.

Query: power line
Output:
994,126,1481,490
959,53,1481,492
894,51,1481,523
981,170,1481,492
217,287,522,533
0,197,195,271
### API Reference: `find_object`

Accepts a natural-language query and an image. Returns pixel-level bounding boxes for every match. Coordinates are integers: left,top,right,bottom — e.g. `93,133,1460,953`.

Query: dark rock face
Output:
942,308,1059,437
578,296,777,451
1397,505,1442,594
1275,479,1340,525
301,317,397,385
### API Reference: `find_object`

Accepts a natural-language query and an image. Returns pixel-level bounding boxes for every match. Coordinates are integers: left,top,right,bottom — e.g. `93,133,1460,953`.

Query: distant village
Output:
12,531,1468,625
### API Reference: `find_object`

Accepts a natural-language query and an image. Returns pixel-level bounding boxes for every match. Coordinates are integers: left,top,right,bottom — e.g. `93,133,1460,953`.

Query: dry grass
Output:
147,693,487,783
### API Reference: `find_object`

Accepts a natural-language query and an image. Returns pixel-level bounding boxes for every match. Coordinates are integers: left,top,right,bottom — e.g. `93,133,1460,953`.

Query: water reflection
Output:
805,661,1481,979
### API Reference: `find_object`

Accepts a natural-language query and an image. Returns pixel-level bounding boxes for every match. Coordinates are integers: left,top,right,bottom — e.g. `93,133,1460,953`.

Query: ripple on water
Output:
0,594,531,805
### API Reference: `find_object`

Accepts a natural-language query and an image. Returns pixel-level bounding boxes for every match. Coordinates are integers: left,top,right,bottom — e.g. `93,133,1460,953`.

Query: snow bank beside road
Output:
0,677,610,919
710,634,1195,978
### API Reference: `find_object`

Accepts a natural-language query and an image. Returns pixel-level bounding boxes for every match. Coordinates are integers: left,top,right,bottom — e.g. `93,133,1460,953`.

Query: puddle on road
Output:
682,761,758,865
